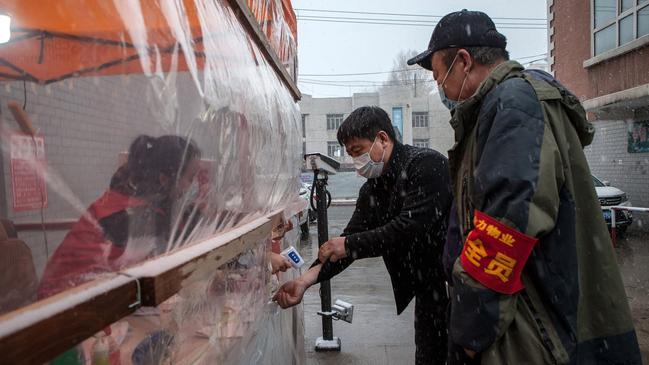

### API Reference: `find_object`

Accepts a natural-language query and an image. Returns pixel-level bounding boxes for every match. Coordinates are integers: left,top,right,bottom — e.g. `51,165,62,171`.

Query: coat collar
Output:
449,60,525,145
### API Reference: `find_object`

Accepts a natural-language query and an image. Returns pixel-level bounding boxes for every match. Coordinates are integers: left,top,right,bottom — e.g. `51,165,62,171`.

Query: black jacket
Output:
313,142,452,314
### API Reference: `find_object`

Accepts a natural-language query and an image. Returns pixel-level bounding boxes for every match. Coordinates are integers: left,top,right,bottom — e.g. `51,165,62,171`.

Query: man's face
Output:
344,133,386,162
431,50,469,102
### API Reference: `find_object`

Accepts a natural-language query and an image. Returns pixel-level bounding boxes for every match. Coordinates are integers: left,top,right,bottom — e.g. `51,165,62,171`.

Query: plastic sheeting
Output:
0,0,304,363
247,0,298,78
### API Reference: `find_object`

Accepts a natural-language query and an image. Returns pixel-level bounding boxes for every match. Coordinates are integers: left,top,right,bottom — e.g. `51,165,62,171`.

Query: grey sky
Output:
294,0,548,97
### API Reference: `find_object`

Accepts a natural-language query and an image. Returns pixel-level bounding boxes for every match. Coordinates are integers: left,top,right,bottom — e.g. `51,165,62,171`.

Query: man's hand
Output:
464,348,477,359
318,236,347,263
273,279,308,308
269,252,291,274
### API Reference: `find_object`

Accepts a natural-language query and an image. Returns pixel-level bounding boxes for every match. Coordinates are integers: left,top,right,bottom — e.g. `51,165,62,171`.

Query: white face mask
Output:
353,137,385,179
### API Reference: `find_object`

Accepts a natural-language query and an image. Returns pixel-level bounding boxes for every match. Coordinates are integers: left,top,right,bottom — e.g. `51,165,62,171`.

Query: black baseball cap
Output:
407,10,507,70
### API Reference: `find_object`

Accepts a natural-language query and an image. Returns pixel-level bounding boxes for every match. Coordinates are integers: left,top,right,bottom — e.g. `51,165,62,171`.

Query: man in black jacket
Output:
274,106,452,364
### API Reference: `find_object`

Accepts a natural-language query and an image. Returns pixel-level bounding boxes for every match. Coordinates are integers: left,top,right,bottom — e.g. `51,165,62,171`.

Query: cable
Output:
295,8,547,21
20,80,50,259
522,57,549,65
309,172,332,211
297,15,546,27
298,53,547,77
300,78,434,85
299,80,435,88
301,69,415,77
516,53,549,61
297,17,547,29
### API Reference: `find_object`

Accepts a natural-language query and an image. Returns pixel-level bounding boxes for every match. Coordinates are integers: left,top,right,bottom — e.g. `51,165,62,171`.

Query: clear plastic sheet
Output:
247,0,298,78
71,239,303,365
0,0,303,363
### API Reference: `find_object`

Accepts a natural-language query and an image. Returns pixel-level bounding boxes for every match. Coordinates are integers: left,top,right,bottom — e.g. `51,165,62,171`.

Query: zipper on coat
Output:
521,290,559,365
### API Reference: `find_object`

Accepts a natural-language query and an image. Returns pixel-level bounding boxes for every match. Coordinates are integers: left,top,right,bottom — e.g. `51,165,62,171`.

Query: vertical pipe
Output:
315,170,333,340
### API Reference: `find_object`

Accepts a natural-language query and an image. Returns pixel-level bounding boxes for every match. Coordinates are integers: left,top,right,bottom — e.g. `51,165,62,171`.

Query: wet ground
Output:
617,228,649,363
298,206,649,364
299,206,416,364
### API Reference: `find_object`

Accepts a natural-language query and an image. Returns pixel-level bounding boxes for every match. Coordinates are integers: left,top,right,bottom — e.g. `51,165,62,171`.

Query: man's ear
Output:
377,130,391,145
458,49,473,73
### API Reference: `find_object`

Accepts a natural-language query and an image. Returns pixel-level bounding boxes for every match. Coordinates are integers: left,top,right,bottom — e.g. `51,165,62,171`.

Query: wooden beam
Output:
124,210,283,306
0,210,284,363
0,210,285,363
227,0,301,101
0,275,139,365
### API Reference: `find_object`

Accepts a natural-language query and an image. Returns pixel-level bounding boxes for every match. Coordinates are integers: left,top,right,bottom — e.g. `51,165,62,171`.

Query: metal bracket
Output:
317,310,337,319
316,299,354,324
118,272,142,309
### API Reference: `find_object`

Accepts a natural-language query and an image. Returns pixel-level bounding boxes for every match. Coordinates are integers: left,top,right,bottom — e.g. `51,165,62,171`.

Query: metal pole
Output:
312,168,341,351
314,170,333,341
414,74,417,98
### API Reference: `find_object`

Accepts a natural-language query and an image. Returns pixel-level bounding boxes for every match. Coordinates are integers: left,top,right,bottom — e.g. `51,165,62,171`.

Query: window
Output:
413,139,430,149
392,107,403,142
327,141,342,159
592,0,649,55
640,5,649,36
412,112,429,128
326,114,343,131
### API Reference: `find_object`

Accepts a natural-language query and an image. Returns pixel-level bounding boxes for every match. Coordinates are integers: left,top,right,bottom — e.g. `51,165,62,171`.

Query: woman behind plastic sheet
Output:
38,135,202,299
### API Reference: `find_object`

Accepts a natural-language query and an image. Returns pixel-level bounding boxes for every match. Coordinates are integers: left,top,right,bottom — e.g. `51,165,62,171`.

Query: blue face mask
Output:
439,87,459,110
438,53,468,111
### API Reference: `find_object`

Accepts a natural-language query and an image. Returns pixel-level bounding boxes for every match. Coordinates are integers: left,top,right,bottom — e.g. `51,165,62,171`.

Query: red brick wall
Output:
587,48,649,98
552,0,649,100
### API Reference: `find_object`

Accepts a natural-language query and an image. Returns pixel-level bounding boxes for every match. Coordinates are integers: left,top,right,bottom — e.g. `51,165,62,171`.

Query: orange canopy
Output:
0,0,211,83
0,0,297,84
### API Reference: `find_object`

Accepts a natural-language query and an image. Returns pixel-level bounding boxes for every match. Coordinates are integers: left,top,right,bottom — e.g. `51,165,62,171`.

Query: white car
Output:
592,175,633,233
298,183,312,237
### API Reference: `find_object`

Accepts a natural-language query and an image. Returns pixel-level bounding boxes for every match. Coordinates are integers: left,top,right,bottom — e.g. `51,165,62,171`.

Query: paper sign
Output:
10,133,48,212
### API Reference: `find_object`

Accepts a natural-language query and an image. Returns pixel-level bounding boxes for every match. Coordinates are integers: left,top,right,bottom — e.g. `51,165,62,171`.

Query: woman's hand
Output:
269,252,292,274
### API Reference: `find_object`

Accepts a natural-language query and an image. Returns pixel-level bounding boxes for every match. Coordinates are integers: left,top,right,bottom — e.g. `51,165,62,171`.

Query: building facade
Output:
550,0,649,210
299,86,454,169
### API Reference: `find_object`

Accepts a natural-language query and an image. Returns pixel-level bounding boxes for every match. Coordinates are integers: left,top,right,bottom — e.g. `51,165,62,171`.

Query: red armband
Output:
460,210,538,295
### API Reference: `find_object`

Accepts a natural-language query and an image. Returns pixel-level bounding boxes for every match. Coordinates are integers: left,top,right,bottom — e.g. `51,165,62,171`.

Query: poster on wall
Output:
628,120,649,153
10,133,48,212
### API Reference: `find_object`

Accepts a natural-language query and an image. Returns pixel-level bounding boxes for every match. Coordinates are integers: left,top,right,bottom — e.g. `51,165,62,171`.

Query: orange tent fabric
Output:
0,0,208,83
281,0,297,42
0,0,299,84
0,0,297,84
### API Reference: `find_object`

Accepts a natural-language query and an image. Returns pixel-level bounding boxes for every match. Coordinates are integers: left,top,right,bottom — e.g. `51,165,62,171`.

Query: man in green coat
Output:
408,9,641,365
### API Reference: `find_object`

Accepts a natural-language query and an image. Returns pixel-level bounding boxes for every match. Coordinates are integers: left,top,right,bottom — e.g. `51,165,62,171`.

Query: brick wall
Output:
0,72,298,276
0,76,164,276
552,0,649,100
550,0,591,99
584,119,649,218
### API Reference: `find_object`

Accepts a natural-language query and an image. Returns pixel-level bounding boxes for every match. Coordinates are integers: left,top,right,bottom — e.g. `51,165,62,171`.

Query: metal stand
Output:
311,169,341,352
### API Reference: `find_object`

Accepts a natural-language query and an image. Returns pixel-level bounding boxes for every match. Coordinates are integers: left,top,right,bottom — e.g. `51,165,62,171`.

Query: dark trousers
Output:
414,288,448,365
